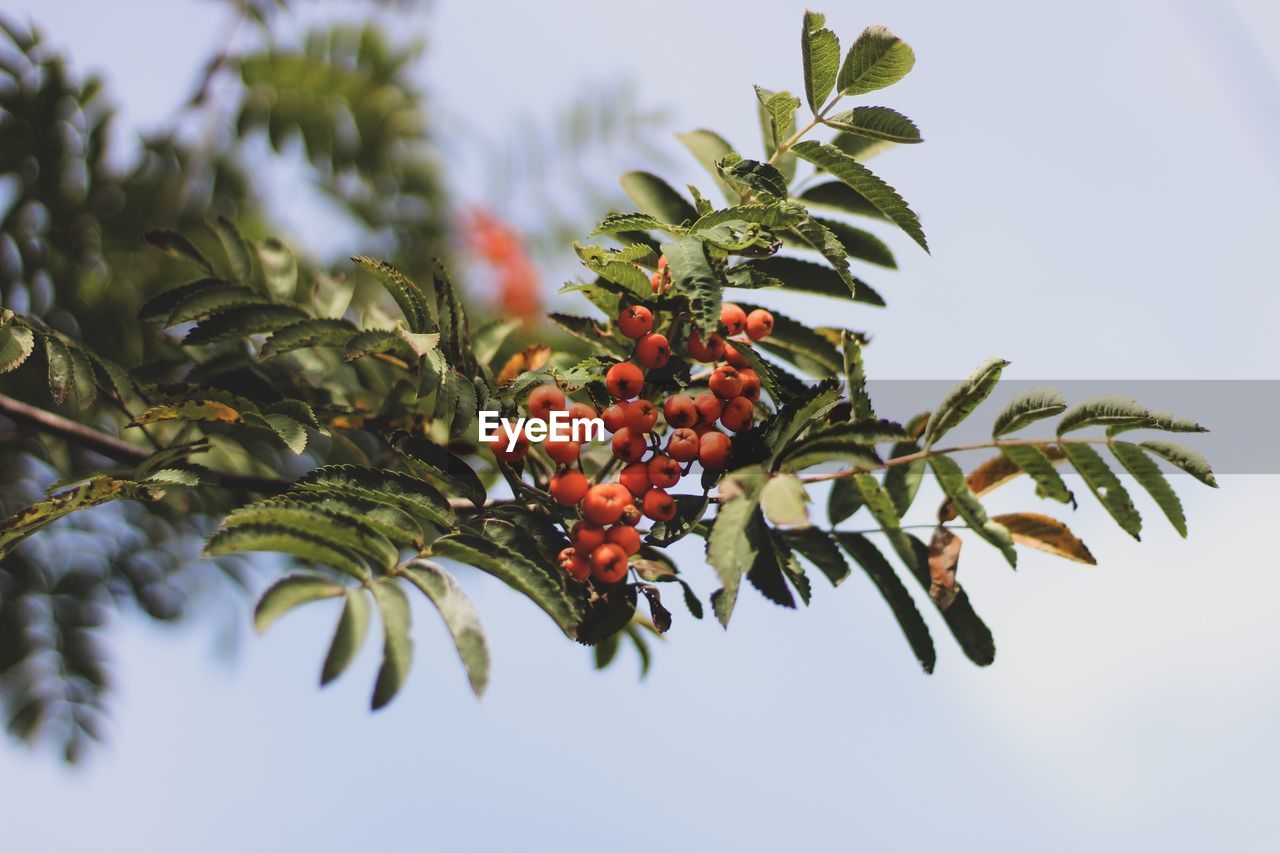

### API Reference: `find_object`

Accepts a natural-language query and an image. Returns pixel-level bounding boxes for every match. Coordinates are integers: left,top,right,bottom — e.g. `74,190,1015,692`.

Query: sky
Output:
2,1,1279,851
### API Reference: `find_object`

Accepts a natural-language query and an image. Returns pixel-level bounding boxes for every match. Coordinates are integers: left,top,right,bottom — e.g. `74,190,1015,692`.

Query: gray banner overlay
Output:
854,380,1277,475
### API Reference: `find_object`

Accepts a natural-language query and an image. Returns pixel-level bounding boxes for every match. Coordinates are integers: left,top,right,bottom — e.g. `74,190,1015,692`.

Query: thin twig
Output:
798,437,1114,484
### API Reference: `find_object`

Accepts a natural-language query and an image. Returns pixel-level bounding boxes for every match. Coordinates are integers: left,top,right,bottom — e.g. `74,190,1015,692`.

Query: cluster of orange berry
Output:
464,205,541,319
486,277,775,587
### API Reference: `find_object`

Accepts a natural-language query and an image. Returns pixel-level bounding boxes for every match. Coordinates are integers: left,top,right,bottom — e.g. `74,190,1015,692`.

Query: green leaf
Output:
43,334,74,406
755,86,801,155
222,501,399,572
791,140,928,252
144,229,215,275
429,531,587,635
165,284,264,326
1108,410,1208,437
828,477,864,525
783,527,850,586
730,257,883,305
739,303,844,376
842,329,874,419
787,217,857,293
183,304,310,345
1140,440,1217,488
131,400,243,426
0,320,36,374
746,521,797,608
801,11,841,112
718,156,790,199
798,181,888,221
1060,443,1142,539
992,387,1067,437
620,171,698,225
834,532,935,673
929,456,1017,565
922,357,1008,448
293,465,455,533
402,560,490,697
257,238,298,302
343,329,413,363
391,433,487,507
432,260,476,373
824,106,922,143
370,578,413,710
999,444,1073,504
0,476,162,558
352,256,430,334
207,524,371,580
259,318,357,359
775,425,882,473
321,587,372,685
212,216,254,284
837,25,916,96
706,469,766,627
676,129,738,199
590,212,675,236
253,573,344,633
279,493,421,549
809,217,896,268
137,278,228,321
661,236,722,336
1057,395,1150,435
760,474,811,527
765,380,843,456
260,413,308,455
1111,441,1187,537
903,533,995,666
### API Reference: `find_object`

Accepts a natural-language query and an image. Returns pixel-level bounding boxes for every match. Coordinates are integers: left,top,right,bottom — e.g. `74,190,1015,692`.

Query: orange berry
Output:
591,543,630,583
545,438,580,465
693,391,723,425
557,547,591,581
666,427,699,463
605,524,642,556
698,430,732,470
526,384,566,420
611,426,648,462
617,305,655,339
647,453,681,488
642,488,677,522
606,361,645,400
583,484,630,525
626,398,659,434
685,329,726,362
709,365,743,400
746,308,774,341
571,520,606,553
720,395,755,432
488,426,529,464
723,341,750,369
619,461,651,498
550,470,589,504
635,332,671,369
720,303,747,336
601,401,631,433
738,368,761,401
663,394,697,429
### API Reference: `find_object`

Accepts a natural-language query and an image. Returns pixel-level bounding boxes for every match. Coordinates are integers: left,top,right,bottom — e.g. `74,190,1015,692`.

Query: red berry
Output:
647,453,681,488
550,470,589,504
605,524,642,556
489,426,529,464
685,329,726,362
666,428,699,462
626,398,659,434
746,309,774,341
606,361,645,400
527,384,566,420
720,395,755,432
611,427,648,462
642,488,677,522
698,431,732,470
709,365,743,400
617,305,655,339
557,547,591,581
601,401,631,433
619,461,651,498
583,483,630,525
720,303,747,336
738,368,761,401
723,341,750,369
568,401,597,424
571,520,606,553
657,255,668,272
591,543,630,583
620,504,643,526
663,394,697,429
650,273,662,293
635,333,671,369
545,438,580,465
693,391,723,425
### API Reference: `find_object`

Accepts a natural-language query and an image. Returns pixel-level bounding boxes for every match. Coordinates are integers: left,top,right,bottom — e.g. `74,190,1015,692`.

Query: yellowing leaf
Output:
992,513,1096,565
131,400,243,425
927,525,961,610
496,344,551,386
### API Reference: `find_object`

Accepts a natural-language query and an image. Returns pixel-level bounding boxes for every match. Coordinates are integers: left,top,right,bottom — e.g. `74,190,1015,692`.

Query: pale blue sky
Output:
2,2,1279,851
